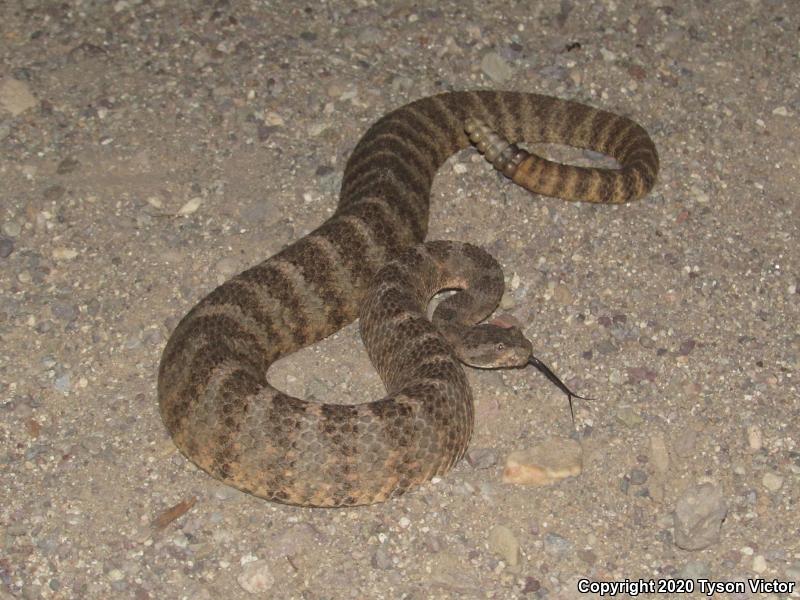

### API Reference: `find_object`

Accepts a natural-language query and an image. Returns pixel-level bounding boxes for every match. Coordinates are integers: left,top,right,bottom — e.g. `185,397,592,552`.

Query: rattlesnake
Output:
157,90,659,507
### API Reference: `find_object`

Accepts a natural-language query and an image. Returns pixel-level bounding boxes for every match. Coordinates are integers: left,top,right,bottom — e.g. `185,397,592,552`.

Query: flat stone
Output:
488,525,520,567
428,552,479,592
762,472,783,491
503,437,582,486
480,52,513,83
178,197,202,215
752,555,767,573
649,433,670,473
615,406,643,427
673,482,728,550
747,425,763,451
237,559,274,594
0,78,37,115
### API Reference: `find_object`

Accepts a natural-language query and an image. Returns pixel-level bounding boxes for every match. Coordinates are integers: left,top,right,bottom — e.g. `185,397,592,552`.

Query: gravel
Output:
1,0,798,598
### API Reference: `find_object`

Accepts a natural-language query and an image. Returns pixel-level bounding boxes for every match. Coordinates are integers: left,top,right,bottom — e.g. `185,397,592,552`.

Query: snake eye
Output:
495,342,505,352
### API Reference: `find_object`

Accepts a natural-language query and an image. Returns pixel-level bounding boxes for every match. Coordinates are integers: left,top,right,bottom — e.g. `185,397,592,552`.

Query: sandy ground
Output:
1,1,799,598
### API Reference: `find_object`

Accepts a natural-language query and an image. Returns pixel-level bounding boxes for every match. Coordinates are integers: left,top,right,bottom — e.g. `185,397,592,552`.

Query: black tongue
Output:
527,356,592,423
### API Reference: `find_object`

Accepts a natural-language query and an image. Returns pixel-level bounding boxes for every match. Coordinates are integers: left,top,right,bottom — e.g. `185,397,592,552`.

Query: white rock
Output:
237,559,274,593
178,197,202,215
747,425,762,451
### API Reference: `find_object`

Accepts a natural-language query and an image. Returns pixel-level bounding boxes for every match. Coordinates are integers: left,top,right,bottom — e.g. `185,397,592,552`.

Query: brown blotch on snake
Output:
157,91,659,507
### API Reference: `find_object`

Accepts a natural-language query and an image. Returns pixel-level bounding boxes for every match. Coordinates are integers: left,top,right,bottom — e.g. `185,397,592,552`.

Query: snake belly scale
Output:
157,90,659,507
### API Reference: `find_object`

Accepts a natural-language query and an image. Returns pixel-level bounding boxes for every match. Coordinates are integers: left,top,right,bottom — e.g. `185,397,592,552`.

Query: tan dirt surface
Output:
1,1,798,598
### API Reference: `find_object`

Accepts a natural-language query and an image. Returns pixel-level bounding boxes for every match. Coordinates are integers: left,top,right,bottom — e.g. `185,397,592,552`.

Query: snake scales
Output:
158,90,659,507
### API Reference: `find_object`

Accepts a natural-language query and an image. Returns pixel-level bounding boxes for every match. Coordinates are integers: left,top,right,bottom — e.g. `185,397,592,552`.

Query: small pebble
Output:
649,433,670,473
263,111,284,126
52,301,78,322
56,156,80,174
480,52,513,83
747,425,763,451
372,547,392,570
0,78,37,115
488,525,520,567
466,447,498,469
521,577,541,593
237,559,274,593
543,533,571,556
615,406,643,427
673,482,727,550
690,186,709,204
52,247,79,260
356,26,382,46
552,283,573,305
54,374,71,393
178,197,202,215
599,47,617,62
598,340,620,356
0,238,13,258
629,468,648,485
2,221,21,237
43,184,65,201
430,552,479,592
673,427,698,458
752,554,767,574
677,560,709,579
215,257,239,279
761,472,783,491
785,561,800,580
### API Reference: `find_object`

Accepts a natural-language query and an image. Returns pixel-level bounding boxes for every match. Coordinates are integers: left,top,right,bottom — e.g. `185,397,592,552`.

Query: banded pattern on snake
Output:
157,90,659,507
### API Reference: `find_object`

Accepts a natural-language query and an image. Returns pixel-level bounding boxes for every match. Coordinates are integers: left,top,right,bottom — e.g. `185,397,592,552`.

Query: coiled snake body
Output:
157,91,658,507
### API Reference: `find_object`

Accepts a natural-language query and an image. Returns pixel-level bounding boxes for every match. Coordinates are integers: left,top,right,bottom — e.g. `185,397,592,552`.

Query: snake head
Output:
455,323,533,369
